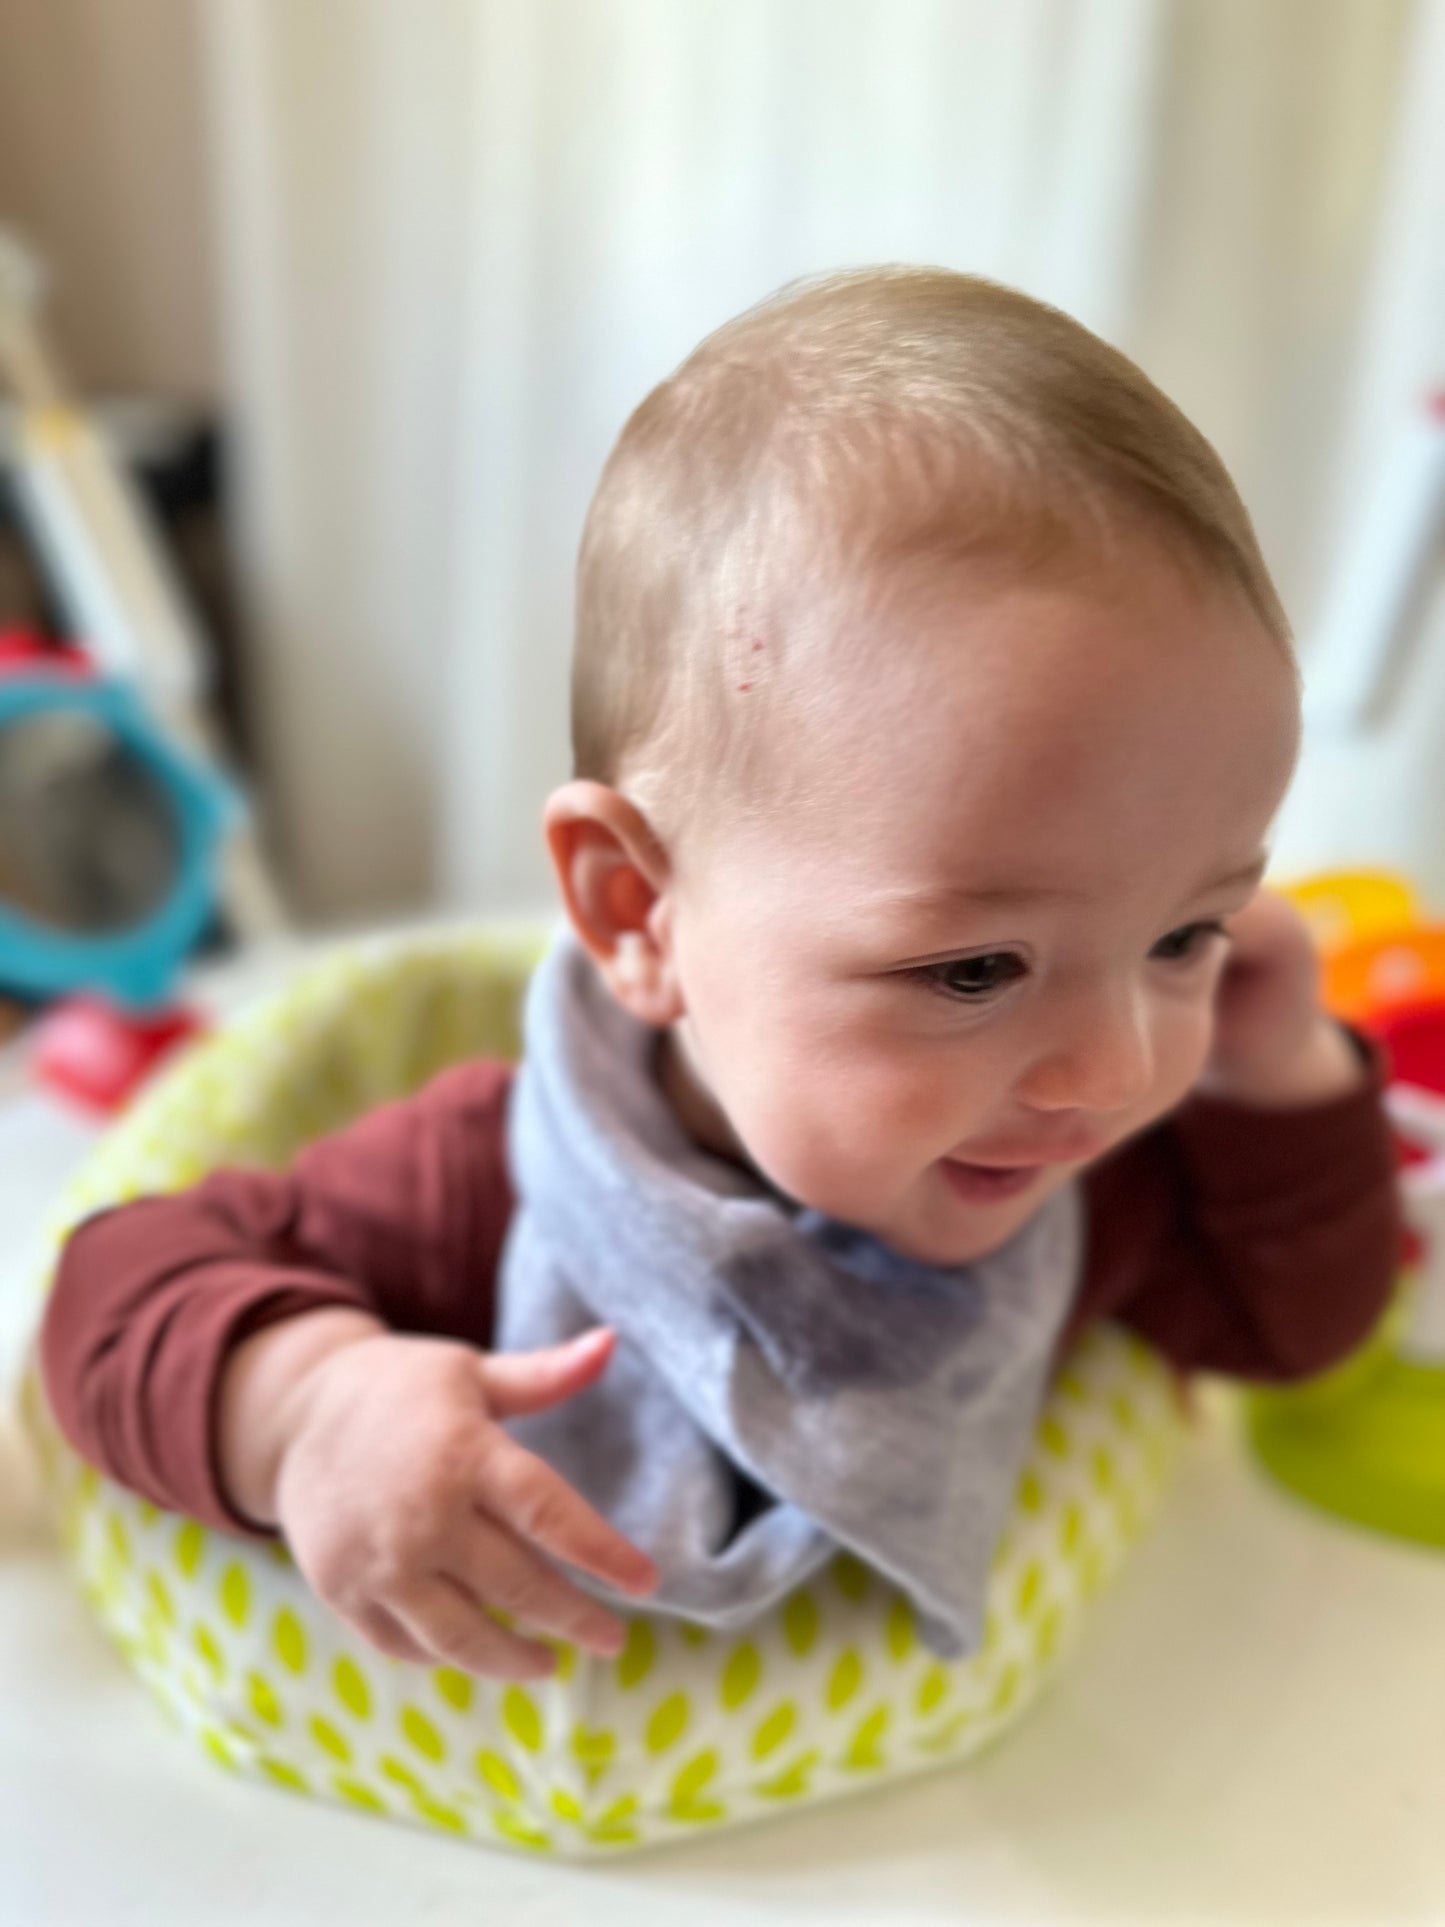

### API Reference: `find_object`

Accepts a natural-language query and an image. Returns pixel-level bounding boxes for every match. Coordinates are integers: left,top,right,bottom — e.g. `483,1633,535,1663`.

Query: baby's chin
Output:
873,1163,1072,1269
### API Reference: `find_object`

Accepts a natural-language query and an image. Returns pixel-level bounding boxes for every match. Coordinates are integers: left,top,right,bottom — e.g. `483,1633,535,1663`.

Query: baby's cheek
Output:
1153,997,1218,1111
741,1060,931,1218
822,1069,962,1203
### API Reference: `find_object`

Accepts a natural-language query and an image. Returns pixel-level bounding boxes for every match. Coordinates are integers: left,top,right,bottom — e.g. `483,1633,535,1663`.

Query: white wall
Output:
1270,0,1445,898
1132,0,1414,637
205,0,478,916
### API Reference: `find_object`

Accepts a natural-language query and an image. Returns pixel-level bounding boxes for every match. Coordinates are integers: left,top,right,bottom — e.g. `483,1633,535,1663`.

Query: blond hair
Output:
573,268,1290,834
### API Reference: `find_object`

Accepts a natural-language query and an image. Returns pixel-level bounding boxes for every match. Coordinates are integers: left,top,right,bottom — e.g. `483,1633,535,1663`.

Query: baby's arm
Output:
41,1060,517,1525
1077,1073,1400,1378
1073,892,1402,1379
40,1061,655,1675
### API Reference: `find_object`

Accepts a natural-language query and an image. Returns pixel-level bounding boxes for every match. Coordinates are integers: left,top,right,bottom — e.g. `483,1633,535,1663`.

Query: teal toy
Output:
0,664,238,1008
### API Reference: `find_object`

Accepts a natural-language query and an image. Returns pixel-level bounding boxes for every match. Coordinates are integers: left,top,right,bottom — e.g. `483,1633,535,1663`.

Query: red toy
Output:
31,996,207,1116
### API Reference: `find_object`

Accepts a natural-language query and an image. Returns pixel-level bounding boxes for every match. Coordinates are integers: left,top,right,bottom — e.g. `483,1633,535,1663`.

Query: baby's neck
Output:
656,1025,756,1176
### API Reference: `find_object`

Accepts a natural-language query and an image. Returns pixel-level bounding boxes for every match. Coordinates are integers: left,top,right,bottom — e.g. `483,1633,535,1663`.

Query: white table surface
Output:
3,943,1445,1924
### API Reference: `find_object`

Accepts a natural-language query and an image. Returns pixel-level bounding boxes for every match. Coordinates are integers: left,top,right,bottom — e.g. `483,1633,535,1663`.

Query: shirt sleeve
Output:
1071,1039,1403,1380
37,1059,517,1533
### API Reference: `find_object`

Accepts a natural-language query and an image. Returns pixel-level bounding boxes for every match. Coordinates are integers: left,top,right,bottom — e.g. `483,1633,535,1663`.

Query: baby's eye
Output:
1150,919,1228,963
922,952,1030,1000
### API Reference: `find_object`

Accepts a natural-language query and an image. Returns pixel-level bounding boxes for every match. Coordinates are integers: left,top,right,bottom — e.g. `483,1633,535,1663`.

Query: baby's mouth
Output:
937,1159,1041,1205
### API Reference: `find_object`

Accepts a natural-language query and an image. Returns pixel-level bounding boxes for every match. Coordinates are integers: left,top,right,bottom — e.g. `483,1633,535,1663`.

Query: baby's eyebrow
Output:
871,883,1089,914
871,855,1268,918
1195,855,1268,896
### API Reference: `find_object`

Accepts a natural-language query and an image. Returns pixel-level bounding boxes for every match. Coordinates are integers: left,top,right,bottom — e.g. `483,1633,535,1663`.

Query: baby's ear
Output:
543,782,684,1026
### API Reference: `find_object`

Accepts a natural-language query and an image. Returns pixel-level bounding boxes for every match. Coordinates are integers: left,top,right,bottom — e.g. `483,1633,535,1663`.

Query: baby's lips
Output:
951,1132,1111,1167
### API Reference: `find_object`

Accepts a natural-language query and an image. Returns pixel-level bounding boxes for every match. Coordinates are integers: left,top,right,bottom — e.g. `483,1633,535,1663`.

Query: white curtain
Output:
1269,0,1445,894
203,0,1428,921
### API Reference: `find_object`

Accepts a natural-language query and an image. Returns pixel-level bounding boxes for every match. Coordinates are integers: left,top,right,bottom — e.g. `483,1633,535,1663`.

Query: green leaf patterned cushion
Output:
25,926,1183,1856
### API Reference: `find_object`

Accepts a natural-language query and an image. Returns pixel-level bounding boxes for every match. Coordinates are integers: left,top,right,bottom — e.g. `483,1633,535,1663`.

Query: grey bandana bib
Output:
498,936,1083,1656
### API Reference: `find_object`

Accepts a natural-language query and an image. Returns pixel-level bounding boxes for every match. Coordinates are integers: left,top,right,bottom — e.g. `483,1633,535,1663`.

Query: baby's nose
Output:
1018,988,1155,1117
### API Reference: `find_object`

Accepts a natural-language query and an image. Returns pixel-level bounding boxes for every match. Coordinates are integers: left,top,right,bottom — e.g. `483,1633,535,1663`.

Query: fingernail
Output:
621,1559,658,1595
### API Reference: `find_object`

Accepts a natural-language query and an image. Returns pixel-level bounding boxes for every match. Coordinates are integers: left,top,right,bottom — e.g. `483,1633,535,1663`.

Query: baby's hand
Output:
1199,888,1364,1107
263,1323,656,1678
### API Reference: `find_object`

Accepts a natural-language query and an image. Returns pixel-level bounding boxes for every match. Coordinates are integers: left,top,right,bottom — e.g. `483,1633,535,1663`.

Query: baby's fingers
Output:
479,1436,656,1598
450,1513,628,1656
390,1579,558,1681
353,1602,433,1666
478,1327,616,1420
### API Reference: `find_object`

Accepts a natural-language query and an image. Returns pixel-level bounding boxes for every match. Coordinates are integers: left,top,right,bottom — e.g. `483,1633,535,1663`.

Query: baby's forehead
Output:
767,519,1269,712
731,540,1296,878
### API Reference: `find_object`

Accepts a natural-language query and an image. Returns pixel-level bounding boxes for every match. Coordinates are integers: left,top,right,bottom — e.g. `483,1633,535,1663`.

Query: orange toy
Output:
1321,925,1445,1027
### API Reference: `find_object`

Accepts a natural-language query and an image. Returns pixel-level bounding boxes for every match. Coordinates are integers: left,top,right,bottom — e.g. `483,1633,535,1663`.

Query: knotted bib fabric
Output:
499,936,1084,1657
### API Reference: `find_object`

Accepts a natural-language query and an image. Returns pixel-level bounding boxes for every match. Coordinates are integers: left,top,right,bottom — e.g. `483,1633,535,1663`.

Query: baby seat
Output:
27,927,1183,1856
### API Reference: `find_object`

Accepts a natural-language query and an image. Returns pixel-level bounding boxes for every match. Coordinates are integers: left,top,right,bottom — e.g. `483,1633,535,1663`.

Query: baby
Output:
42,271,1400,1676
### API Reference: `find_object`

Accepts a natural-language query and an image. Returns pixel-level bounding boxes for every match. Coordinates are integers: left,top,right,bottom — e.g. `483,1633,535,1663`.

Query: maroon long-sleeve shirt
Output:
39,1053,1402,1535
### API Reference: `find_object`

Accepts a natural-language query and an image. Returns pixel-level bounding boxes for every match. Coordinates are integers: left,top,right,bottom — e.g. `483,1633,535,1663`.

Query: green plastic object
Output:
1248,1277,1445,1547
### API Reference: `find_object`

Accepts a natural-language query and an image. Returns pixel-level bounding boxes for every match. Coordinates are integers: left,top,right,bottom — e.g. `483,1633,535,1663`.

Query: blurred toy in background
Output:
1253,868,1445,1548
0,629,224,1106
0,628,234,1003
0,228,285,1112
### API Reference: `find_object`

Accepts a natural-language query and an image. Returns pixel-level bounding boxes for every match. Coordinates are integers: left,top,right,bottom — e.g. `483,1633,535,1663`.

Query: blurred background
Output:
0,0,1440,950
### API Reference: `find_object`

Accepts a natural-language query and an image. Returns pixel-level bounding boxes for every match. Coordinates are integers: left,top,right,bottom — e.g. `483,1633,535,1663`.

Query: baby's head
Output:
547,269,1300,1264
